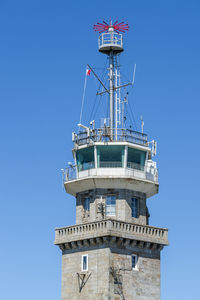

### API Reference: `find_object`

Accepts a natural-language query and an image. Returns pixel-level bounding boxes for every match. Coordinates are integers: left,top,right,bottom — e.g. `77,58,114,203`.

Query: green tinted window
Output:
76,147,94,171
97,145,124,168
127,147,146,171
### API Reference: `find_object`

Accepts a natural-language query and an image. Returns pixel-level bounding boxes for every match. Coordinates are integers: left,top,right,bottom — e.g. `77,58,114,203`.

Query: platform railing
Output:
64,162,158,183
99,161,122,168
99,33,123,48
73,128,148,147
77,161,95,172
127,161,144,171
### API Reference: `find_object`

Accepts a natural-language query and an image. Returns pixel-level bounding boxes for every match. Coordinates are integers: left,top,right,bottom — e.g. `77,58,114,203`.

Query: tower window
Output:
83,198,90,211
82,254,88,272
132,254,138,270
97,145,124,168
76,146,94,171
106,195,116,216
127,147,146,171
131,198,138,218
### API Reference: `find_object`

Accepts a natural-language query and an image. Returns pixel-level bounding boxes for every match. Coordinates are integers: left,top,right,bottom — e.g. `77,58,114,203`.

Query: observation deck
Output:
64,127,158,198
63,159,158,198
98,32,123,54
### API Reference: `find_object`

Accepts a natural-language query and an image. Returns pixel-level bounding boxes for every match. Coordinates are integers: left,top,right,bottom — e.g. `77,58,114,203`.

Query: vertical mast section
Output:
109,51,114,140
115,55,121,140
94,20,129,141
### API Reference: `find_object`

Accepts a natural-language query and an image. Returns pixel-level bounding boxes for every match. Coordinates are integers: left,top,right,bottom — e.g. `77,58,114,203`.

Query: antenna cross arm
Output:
87,64,110,94
114,82,132,90
97,82,132,96
96,90,107,96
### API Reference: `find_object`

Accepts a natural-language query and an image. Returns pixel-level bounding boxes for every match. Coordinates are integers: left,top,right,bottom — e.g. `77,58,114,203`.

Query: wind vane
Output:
93,20,129,34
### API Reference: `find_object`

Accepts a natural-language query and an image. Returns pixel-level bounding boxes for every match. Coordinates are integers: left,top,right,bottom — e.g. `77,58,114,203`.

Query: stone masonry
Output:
60,245,161,300
55,189,168,299
76,189,147,225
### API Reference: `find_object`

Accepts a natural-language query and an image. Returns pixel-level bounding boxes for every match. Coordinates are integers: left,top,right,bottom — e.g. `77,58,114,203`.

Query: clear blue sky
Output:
0,1,200,299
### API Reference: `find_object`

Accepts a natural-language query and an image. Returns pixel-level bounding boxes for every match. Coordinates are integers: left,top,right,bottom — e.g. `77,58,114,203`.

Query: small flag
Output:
86,68,91,76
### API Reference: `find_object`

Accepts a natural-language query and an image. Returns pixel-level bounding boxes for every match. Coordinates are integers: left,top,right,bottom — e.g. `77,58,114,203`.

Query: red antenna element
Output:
93,20,129,34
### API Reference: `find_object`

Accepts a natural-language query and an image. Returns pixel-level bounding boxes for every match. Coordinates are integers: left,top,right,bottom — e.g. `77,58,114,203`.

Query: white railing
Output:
65,163,158,183
99,33,123,49
99,161,122,168
78,161,95,171
127,162,143,170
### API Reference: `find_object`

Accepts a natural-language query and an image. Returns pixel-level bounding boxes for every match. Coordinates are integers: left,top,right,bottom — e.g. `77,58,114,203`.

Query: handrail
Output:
127,162,144,171
65,163,158,183
99,33,123,48
73,128,148,147
99,161,122,168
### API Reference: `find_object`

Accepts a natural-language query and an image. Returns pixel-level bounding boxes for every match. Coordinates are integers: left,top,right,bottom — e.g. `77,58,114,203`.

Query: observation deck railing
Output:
99,161,122,168
64,162,158,183
99,33,123,49
78,162,95,171
73,128,148,147
127,161,144,171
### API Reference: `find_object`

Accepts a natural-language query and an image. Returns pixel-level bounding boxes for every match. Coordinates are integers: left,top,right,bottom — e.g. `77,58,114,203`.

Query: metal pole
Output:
115,61,117,140
114,56,121,140
109,52,114,140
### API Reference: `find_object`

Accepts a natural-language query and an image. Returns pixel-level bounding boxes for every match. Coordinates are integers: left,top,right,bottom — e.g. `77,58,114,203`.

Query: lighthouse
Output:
55,21,168,300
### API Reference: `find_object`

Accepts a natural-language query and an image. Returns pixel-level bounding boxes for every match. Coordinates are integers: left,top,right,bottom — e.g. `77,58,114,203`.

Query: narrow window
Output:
132,254,138,270
82,254,88,272
83,198,90,211
131,198,138,218
106,195,116,216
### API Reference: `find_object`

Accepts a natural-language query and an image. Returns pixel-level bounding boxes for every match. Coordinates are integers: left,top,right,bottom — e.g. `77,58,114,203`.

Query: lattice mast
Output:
94,20,129,140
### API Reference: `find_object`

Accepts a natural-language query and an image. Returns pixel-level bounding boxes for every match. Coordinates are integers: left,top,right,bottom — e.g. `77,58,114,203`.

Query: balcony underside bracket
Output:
77,272,92,292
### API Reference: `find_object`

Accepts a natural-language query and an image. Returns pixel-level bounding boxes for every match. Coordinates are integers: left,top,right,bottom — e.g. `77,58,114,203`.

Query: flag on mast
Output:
86,68,91,76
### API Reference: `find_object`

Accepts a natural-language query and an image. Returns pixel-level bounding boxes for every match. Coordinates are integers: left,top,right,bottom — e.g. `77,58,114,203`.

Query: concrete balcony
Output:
64,162,158,197
55,219,168,251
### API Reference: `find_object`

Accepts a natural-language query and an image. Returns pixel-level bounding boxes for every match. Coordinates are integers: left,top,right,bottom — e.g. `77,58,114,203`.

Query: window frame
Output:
76,146,95,171
131,197,139,218
131,254,138,270
106,195,116,217
83,197,90,212
81,254,88,272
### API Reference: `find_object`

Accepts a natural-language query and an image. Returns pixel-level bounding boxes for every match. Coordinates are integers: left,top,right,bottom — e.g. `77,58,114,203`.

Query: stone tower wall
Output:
76,189,148,225
61,245,160,300
61,247,110,300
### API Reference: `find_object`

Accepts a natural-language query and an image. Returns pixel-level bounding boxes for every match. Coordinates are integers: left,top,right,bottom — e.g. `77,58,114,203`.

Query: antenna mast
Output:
109,45,114,139
94,20,129,140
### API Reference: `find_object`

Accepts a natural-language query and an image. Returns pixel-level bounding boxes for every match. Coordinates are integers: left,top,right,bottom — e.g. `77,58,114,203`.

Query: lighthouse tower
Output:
55,21,168,300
